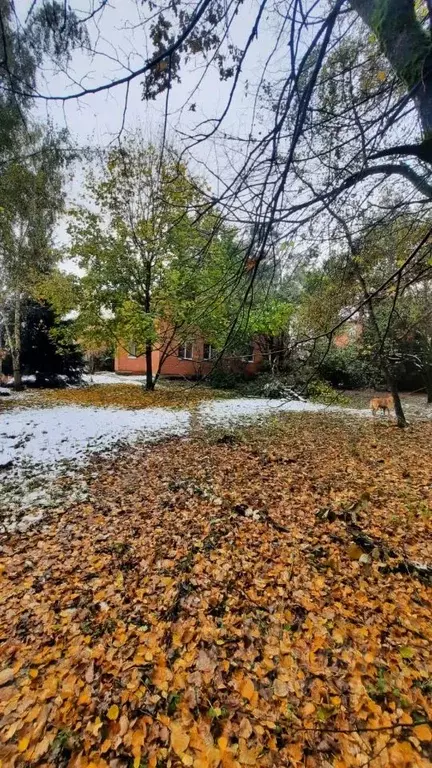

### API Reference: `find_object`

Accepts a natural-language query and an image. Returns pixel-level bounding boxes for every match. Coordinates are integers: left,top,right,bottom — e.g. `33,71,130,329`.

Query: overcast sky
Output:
15,0,283,264
19,1,277,185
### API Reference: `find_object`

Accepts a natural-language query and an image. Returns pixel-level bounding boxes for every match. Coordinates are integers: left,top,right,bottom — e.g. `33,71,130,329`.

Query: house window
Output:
127,341,137,358
203,343,213,361
178,342,193,360
244,344,254,363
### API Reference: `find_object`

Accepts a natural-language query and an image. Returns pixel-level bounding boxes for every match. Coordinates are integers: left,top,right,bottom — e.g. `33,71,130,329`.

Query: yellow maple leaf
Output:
170,721,190,756
107,704,119,720
218,735,229,753
240,678,255,701
414,723,432,741
18,736,30,753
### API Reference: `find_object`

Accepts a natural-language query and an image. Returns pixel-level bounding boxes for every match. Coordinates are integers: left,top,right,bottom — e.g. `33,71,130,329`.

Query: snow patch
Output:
0,405,189,468
199,397,327,424
83,372,148,386
0,397,368,533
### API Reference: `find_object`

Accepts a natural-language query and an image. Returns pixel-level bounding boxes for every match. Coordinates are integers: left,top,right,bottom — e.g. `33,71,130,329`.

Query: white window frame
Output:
127,341,137,358
203,343,213,361
178,342,194,360
244,345,254,363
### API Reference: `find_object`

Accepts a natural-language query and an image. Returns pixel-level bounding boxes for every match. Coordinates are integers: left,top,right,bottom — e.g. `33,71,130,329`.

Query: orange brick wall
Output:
115,346,160,374
334,322,363,349
115,339,263,378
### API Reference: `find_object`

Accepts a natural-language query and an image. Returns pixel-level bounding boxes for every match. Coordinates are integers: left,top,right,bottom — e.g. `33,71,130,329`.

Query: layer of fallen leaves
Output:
42,385,232,410
1,414,431,767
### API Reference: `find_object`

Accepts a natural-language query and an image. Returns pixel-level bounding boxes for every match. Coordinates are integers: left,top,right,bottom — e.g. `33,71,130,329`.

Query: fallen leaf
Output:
239,718,253,739
303,702,315,716
347,543,363,561
196,649,216,673
238,738,258,765
399,646,415,659
414,723,432,741
170,721,190,756
18,736,30,752
240,678,255,701
107,704,119,720
0,667,14,686
85,661,95,683
273,679,289,697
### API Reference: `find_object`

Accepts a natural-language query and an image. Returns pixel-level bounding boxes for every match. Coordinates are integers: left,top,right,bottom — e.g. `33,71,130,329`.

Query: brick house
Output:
115,338,263,378
333,320,363,349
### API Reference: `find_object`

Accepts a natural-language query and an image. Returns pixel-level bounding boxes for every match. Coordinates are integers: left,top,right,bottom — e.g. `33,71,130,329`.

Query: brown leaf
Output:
85,660,95,683
0,667,14,686
273,679,289,697
239,717,253,739
119,714,129,737
347,543,363,560
196,649,216,673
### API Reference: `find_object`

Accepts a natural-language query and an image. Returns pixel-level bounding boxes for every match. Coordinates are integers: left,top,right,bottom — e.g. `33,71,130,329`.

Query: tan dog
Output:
370,394,393,416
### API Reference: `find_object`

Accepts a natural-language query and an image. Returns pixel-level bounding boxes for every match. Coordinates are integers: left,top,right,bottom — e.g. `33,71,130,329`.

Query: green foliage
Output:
35,271,80,318
307,379,350,405
319,346,376,389
248,299,294,337
208,365,250,390
2,299,84,385
69,137,238,369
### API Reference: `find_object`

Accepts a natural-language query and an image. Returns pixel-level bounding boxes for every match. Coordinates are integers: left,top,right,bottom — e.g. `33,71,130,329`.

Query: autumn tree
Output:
0,126,69,389
9,0,432,373
297,212,432,424
69,138,231,390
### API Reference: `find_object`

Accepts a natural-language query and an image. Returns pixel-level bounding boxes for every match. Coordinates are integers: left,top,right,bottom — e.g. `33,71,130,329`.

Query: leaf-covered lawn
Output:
42,384,233,410
0,414,431,767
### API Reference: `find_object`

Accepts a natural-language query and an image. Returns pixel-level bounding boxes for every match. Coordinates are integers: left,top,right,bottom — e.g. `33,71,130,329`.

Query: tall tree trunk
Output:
424,369,432,404
12,294,22,391
351,0,432,138
352,263,407,427
145,340,154,390
386,373,407,427
143,260,154,391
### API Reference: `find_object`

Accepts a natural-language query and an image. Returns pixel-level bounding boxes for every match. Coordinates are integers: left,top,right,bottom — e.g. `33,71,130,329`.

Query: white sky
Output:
19,1,275,188
16,0,280,265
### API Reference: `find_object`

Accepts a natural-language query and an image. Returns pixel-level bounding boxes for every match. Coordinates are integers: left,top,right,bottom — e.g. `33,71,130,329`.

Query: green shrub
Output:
307,379,349,405
208,367,249,390
319,347,375,389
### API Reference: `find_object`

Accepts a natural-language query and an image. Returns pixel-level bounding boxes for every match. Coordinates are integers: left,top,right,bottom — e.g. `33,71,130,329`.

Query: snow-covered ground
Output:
0,397,366,532
0,404,188,467
0,398,362,469
1,372,151,388
83,372,148,386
